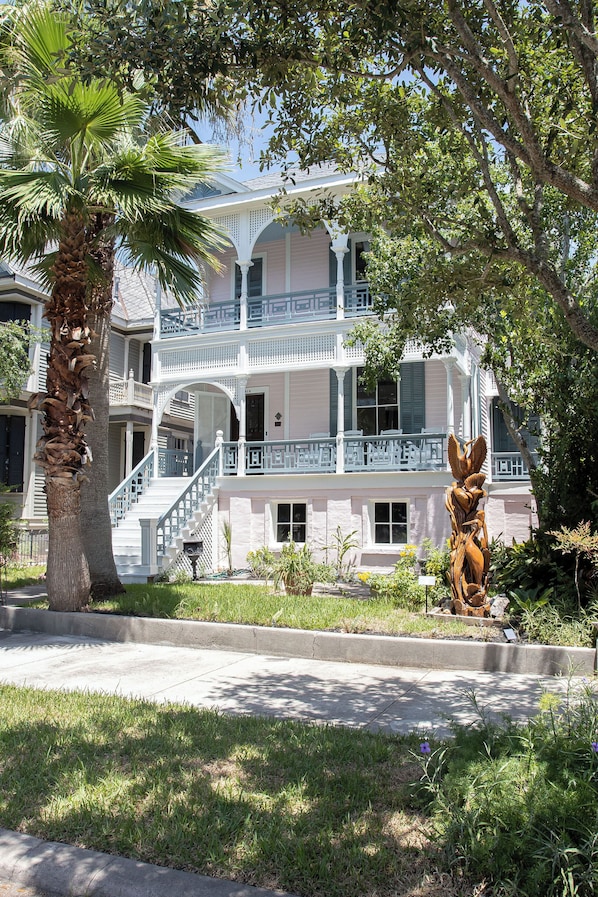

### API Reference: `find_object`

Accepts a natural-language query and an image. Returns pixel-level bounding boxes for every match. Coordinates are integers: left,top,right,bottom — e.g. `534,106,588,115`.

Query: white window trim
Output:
355,366,400,435
367,499,410,549
270,499,309,547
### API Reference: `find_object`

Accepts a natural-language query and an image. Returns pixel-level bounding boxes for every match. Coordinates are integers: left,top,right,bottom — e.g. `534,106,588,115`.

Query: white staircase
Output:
112,477,187,583
110,446,221,584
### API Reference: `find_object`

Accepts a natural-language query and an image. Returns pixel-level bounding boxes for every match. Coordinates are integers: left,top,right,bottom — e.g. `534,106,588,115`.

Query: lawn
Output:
0,684,464,897
1,564,46,589
1,680,594,897
91,580,487,640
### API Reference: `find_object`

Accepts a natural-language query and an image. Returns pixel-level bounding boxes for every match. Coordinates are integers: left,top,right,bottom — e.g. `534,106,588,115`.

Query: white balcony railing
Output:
222,433,446,476
492,452,535,480
109,377,153,409
160,284,374,338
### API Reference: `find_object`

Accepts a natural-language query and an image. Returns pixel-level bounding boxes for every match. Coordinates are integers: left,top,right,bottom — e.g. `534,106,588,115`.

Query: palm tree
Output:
0,3,225,610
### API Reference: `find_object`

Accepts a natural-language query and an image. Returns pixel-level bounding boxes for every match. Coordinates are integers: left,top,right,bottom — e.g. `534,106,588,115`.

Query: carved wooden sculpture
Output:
445,434,491,616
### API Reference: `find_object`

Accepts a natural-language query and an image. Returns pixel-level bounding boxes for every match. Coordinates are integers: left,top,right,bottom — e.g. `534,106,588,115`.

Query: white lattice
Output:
249,208,273,243
248,334,335,367
344,340,364,361
165,508,215,578
160,344,239,375
211,377,239,404
109,380,127,403
401,340,422,360
214,213,241,249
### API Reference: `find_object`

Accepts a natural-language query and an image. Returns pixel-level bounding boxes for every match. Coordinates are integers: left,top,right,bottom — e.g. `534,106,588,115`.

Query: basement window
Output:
372,501,408,545
276,502,307,543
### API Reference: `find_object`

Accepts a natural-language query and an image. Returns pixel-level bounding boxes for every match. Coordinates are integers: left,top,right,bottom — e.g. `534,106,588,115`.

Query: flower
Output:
420,741,431,755
591,741,598,753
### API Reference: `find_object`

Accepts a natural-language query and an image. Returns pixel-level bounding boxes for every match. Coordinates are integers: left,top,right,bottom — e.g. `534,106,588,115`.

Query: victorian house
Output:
0,167,535,580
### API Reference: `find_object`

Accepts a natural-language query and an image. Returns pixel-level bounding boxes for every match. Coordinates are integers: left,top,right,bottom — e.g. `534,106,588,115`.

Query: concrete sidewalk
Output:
0,596,587,897
0,628,572,734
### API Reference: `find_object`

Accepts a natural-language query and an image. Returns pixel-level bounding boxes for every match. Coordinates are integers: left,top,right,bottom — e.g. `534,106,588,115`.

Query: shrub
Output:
272,541,335,596
368,548,424,610
420,538,451,604
519,601,598,648
326,526,358,581
247,543,335,595
246,546,276,581
490,537,575,607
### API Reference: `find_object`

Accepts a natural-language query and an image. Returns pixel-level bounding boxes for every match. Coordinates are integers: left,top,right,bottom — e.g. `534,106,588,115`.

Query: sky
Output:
197,109,282,183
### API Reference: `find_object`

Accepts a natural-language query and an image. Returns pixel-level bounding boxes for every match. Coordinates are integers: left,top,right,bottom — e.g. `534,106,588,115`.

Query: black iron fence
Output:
14,529,48,565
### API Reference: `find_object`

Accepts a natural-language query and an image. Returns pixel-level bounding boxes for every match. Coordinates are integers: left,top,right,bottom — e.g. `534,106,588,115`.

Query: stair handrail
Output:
156,446,220,555
109,449,155,526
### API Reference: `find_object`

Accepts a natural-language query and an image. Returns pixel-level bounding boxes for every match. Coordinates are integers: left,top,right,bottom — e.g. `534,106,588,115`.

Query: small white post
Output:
140,518,158,573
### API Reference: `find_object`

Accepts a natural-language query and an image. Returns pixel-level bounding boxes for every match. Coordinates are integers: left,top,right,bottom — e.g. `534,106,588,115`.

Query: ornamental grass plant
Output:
417,678,598,896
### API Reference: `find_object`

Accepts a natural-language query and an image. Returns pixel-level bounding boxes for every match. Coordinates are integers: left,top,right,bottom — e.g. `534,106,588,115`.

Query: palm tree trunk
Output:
45,478,90,611
34,210,93,611
81,303,125,598
80,222,124,598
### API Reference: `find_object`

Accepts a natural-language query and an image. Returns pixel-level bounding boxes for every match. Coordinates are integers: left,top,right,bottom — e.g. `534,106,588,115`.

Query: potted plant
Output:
273,541,335,596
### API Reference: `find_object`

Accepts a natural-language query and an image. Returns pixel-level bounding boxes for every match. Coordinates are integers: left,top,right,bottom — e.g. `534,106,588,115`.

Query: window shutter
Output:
0,415,25,491
400,362,425,433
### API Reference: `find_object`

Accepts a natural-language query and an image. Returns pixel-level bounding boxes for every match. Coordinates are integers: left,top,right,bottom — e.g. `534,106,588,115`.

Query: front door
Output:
245,393,265,474
231,392,265,442
246,393,265,442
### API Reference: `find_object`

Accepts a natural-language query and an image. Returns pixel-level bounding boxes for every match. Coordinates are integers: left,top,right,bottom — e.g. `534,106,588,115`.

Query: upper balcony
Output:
160,283,373,338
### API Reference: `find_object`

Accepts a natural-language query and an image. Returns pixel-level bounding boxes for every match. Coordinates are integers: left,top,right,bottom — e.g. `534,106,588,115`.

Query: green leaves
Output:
0,2,226,304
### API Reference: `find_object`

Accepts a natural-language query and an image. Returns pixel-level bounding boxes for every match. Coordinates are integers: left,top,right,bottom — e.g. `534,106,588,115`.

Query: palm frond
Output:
114,206,226,273
0,169,76,219
120,244,205,306
5,3,70,80
39,80,144,152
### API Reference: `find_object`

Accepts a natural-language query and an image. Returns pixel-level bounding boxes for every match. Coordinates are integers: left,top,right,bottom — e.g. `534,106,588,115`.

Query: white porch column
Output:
236,260,252,331
443,359,455,436
460,372,472,441
283,372,291,440
127,368,135,404
215,429,224,477
150,388,160,478
153,279,162,340
236,376,247,476
125,421,134,477
334,366,349,473
330,234,349,320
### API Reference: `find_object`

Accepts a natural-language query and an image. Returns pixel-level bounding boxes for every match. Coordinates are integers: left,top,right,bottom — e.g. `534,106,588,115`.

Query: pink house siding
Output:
254,239,286,294
247,374,285,439
289,370,330,438
219,479,453,569
289,230,330,293
207,247,235,302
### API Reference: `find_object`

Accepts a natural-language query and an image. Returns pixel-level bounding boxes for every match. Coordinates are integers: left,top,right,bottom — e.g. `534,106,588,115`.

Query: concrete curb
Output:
0,828,295,897
0,605,595,676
